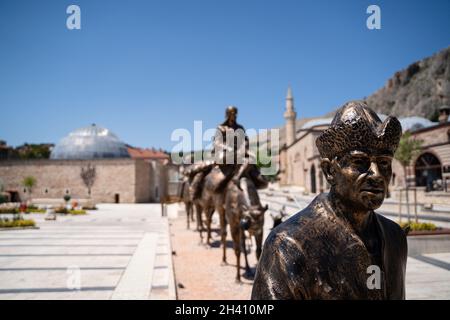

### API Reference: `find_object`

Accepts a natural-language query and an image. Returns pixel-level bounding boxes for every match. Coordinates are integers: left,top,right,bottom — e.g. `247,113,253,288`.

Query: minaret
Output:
284,86,297,146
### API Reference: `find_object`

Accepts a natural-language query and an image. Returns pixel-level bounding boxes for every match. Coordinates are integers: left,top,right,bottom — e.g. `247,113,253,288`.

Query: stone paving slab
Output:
0,204,176,300
111,233,158,300
406,256,450,300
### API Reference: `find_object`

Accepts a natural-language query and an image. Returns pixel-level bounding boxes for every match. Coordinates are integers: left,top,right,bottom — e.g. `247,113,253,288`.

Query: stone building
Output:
0,124,176,204
278,88,450,202
127,145,180,202
392,106,450,194
0,158,151,203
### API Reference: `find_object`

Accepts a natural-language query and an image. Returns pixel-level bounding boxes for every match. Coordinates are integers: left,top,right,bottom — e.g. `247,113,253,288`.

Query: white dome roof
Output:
398,116,435,131
301,118,333,129
50,124,130,160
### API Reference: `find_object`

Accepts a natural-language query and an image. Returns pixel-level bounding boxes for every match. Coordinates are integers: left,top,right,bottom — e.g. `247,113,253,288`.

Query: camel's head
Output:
240,204,268,236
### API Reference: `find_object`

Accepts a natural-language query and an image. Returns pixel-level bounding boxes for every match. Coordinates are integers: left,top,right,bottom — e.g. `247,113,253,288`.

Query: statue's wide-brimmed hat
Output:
316,101,402,159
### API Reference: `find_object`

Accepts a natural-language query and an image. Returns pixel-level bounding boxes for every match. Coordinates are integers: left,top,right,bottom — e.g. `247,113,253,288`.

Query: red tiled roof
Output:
127,146,169,160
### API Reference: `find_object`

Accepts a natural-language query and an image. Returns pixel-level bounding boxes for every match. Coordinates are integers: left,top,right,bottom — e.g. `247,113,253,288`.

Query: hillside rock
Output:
364,46,450,119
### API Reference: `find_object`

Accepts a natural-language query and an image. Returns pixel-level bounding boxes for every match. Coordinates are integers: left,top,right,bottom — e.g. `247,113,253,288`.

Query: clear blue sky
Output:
1,0,449,151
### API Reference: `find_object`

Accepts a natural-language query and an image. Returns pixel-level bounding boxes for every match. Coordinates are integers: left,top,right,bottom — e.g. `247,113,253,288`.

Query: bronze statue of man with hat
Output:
251,101,408,300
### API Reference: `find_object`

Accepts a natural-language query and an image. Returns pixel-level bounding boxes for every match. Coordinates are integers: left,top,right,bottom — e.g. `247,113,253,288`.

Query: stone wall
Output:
0,159,153,203
135,159,152,203
413,123,450,167
281,126,329,194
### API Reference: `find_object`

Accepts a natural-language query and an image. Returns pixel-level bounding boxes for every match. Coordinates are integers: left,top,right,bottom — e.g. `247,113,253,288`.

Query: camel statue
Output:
180,178,195,229
193,167,229,264
224,168,268,283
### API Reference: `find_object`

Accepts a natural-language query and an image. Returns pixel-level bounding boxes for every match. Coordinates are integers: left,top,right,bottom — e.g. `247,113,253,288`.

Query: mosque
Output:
278,87,450,203
0,124,178,204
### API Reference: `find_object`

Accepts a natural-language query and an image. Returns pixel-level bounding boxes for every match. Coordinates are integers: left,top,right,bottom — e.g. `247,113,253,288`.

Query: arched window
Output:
415,153,443,191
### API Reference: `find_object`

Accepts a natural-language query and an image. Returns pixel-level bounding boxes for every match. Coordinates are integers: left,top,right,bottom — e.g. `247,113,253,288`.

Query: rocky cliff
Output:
364,46,450,120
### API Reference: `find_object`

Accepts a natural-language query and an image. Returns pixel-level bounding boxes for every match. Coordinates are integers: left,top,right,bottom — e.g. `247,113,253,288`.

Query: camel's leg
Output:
255,232,263,261
195,204,204,243
230,223,241,283
236,246,241,283
206,208,214,245
186,202,190,229
241,229,253,279
218,206,228,265
190,203,195,222
195,203,203,232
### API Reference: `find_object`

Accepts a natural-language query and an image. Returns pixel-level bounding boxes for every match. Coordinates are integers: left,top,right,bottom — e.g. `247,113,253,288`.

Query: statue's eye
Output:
378,160,390,167
353,159,368,166
352,158,370,171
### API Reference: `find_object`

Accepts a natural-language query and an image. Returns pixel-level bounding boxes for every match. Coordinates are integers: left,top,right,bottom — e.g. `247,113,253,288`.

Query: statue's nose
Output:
368,161,381,178
367,161,385,187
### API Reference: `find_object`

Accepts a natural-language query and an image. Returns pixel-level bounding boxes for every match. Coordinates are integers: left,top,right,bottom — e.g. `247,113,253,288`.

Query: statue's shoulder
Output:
216,125,227,133
374,212,408,241
217,122,245,132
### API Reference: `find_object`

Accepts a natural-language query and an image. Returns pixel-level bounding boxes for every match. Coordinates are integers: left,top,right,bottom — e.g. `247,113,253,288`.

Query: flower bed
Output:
0,205,46,214
82,205,97,210
0,219,36,228
54,207,87,215
69,209,87,215
398,221,450,236
399,221,437,231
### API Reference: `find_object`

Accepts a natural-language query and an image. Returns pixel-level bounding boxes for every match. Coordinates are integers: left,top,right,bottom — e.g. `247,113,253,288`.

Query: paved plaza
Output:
0,196,449,300
0,204,176,300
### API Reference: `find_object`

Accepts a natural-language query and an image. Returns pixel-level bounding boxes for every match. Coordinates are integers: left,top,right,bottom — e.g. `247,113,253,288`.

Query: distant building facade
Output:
0,124,177,204
0,158,151,203
278,88,450,200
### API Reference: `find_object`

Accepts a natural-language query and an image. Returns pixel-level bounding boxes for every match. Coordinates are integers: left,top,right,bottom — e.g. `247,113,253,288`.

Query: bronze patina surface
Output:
251,101,408,300
186,105,247,202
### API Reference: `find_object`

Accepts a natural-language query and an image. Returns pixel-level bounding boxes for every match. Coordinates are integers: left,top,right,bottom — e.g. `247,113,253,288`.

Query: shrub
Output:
22,176,37,194
399,221,437,231
54,207,69,214
69,209,86,215
26,208,46,214
53,208,86,215
0,194,7,204
82,205,97,210
0,219,35,228
0,207,19,214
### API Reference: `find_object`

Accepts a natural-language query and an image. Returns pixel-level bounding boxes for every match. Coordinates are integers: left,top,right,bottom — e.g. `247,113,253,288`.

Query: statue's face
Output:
332,150,392,211
227,110,237,125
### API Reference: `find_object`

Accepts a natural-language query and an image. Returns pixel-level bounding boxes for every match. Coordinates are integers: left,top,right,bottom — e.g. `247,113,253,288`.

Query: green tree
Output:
22,176,37,203
394,132,423,223
17,144,52,159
